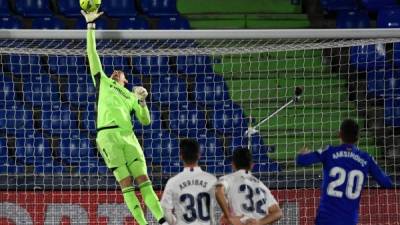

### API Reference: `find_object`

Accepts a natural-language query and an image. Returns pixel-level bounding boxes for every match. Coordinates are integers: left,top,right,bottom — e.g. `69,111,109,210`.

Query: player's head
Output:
111,70,128,87
232,147,253,171
339,119,359,144
179,138,200,165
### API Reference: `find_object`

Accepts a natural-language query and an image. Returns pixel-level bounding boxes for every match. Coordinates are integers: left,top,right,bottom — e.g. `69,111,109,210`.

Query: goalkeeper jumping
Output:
82,10,169,225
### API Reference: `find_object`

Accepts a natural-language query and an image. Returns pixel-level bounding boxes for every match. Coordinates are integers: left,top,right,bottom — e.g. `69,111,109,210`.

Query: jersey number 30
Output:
327,166,364,199
180,193,210,223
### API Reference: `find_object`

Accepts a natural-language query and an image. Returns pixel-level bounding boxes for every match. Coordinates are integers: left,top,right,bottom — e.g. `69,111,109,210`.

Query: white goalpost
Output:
0,29,399,224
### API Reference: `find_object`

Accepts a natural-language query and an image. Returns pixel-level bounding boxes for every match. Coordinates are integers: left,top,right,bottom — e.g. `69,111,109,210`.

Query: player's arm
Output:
82,10,104,83
246,204,282,225
369,156,393,188
132,87,151,126
296,146,323,166
215,183,243,225
160,181,177,225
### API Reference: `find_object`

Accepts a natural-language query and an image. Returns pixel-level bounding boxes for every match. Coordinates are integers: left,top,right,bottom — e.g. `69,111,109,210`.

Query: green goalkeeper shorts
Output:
96,128,147,181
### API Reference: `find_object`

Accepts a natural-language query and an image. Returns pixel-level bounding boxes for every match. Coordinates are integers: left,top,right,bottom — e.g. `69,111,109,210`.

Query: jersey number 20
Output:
327,166,364,199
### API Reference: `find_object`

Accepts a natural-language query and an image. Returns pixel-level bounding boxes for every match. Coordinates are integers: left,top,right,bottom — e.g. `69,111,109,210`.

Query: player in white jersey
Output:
215,147,282,225
161,139,218,225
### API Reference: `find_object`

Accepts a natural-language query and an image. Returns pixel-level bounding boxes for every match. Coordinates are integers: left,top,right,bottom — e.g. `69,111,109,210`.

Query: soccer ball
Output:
80,0,101,12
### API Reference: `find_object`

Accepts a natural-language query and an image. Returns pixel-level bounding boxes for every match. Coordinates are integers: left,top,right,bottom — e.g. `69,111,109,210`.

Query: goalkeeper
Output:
82,10,169,225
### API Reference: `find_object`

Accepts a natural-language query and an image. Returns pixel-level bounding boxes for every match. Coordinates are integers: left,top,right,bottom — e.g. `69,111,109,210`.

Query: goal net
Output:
0,29,399,224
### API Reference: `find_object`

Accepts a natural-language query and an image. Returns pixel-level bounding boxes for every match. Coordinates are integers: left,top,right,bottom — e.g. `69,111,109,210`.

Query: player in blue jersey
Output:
296,119,393,225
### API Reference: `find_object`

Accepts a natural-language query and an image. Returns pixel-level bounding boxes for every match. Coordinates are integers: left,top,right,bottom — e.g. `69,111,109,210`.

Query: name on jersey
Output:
110,84,130,100
332,151,367,167
179,179,208,190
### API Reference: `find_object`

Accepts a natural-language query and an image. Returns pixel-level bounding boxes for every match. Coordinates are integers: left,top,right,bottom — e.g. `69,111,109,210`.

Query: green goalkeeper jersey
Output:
86,29,150,132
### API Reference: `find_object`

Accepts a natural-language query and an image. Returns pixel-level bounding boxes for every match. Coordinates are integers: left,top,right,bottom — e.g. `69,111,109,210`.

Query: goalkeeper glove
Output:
81,9,104,29
133,86,148,105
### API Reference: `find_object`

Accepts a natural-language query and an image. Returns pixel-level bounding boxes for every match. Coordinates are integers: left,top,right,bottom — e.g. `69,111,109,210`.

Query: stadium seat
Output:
15,131,65,174
67,74,96,105
81,103,96,134
0,17,23,29
336,10,370,28
102,0,137,17
75,17,108,29
202,160,232,174
126,74,142,92
367,69,400,98
132,56,170,76
6,54,44,75
253,161,280,173
141,0,178,17
197,132,224,161
377,8,400,28
56,0,81,17
0,137,24,174
0,73,16,106
176,55,214,75
31,17,65,29
116,17,150,30
22,73,60,106
394,43,400,68
384,97,400,127
41,103,78,134
194,73,230,105
157,16,190,29
133,104,162,134
169,102,207,137
361,0,398,12
14,0,52,17
0,0,10,16
230,134,275,162
101,56,130,75
2,104,34,133
161,161,182,174
349,44,387,72
212,100,248,135
143,131,179,162
151,75,188,104
47,55,87,75
320,0,358,11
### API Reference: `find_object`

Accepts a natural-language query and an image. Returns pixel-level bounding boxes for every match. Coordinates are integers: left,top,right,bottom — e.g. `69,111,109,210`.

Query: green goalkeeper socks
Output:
122,187,148,225
139,181,165,222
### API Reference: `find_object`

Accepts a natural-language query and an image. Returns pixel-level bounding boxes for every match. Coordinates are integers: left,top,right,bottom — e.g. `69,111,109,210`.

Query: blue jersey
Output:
296,144,393,225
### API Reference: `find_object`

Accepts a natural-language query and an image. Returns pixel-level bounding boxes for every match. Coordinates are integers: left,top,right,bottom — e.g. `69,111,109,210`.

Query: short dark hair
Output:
340,119,359,143
232,147,252,170
179,138,200,164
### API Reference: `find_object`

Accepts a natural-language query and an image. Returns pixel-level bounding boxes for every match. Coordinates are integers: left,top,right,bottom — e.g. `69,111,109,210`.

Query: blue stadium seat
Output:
132,56,170,76
2,104,34,133
162,161,182,174
141,0,178,17
253,161,280,173
0,137,24,174
103,0,137,17
0,73,16,106
41,103,78,134
117,17,150,30
349,44,387,72
377,8,400,28
394,43,400,68
48,55,87,75
0,0,10,16
230,134,275,162
0,138,7,165
212,100,248,135
336,10,370,28
75,17,108,29
194,73,230,105
22,73,60,106
320,0,358,11
31,17,65,29
176,55,214,75
126,74,142,92
0,17,23,29
361,0,398,12
67,74,96,105
202,160,232,174
15,131,65,174
384,97,400,127
151,75,187,104
101,56,130,75
157,16,190,29
367,69,400,98
143,131,179,162
6,54,44,75
169,102,207,137
133,104,162,134
197,132,224,161
57,0,81,17
81,103,96,134
14,0,52,17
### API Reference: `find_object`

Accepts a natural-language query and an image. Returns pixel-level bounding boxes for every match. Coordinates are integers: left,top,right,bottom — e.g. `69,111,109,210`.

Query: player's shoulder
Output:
218,172,236,182
317,145,332,154
201,170,218,182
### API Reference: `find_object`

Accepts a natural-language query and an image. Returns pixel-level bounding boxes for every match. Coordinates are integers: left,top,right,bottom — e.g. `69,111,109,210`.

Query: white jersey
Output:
217,170,277,220
161,167,218,225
